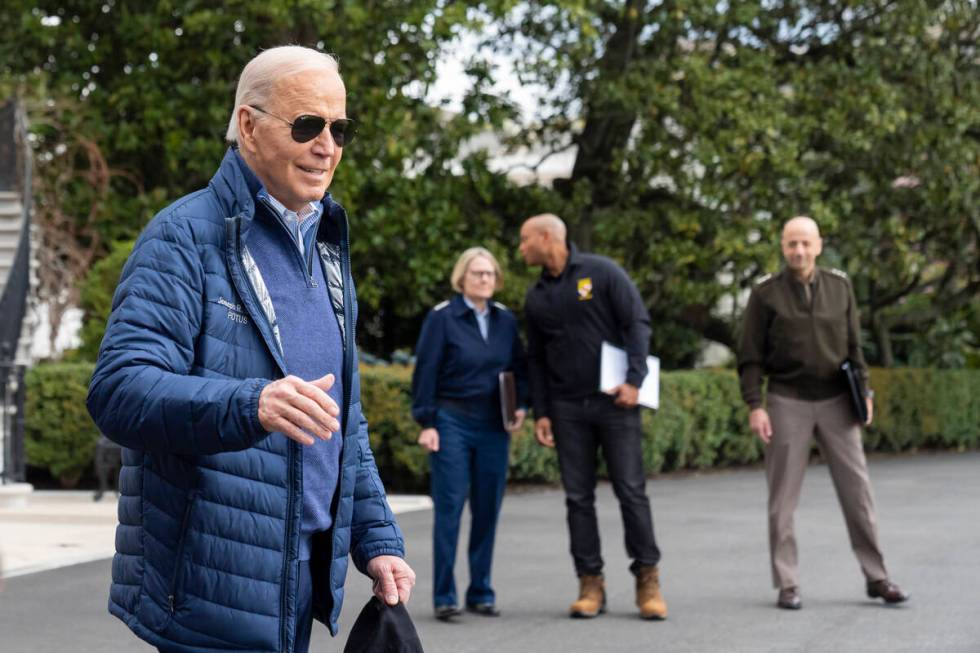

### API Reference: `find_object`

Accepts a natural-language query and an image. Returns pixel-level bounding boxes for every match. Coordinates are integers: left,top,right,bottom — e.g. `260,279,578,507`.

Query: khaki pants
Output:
765,392,888,589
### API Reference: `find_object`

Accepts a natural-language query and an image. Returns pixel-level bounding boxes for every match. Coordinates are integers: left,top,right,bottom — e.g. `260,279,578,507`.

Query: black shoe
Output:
465,602,501,617
434,605,462,621
867,579,909,604
777,587,802,610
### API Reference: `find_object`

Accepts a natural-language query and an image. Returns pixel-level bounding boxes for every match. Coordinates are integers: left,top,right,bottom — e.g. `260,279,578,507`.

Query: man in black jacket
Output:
519,213,667,620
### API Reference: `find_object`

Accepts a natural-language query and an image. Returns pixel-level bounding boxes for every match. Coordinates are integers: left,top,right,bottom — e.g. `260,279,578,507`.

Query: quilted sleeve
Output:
86,213,270,455
348,413,406,574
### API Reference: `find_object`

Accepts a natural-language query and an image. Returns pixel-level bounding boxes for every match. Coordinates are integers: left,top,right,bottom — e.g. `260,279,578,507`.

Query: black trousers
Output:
551,394,661,576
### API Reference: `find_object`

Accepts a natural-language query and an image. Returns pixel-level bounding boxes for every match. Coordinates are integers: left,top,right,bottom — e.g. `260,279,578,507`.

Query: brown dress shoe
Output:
635,565,668,620
569,574,606,618
867,579,909,604
777,587,802,610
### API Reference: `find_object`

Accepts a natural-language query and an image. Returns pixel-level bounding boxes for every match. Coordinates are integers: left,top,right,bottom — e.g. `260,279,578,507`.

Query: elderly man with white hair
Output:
88,46,415,652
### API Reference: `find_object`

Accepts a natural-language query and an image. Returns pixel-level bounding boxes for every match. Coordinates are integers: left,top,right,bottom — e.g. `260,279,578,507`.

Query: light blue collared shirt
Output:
462,295,490,341
256,188,322,257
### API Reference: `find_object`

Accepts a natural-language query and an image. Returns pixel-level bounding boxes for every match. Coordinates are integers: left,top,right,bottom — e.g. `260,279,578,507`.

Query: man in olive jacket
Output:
738,216,908,610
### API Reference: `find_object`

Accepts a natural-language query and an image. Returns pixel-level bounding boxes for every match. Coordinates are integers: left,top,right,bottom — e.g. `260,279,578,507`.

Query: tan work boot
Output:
635,565,668,620
569,574,606,618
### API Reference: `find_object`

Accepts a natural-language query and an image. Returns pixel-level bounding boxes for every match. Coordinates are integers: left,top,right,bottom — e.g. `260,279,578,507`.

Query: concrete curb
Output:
0,490,432,579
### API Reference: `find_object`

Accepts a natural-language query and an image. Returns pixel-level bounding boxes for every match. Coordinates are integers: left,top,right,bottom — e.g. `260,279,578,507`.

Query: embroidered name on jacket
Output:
217,296,249,325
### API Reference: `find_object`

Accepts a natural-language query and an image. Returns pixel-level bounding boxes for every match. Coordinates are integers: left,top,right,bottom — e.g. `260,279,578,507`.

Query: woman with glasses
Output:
411,247,529,621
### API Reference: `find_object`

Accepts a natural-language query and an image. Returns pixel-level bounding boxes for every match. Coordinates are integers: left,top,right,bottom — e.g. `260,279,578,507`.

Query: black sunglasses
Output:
249,105,357,146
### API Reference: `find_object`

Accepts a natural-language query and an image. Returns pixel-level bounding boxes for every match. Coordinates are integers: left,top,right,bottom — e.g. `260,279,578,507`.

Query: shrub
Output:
24,362,99,487
357,367,978,487
76,239,135,361
360,365,429,491
25,363,979,491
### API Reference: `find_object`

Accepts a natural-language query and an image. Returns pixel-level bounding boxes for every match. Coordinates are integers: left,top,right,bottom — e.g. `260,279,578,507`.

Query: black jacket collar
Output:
540,242,581,281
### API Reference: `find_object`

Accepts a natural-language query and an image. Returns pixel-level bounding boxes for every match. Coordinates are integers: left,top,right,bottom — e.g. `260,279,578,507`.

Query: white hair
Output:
225,46,340,143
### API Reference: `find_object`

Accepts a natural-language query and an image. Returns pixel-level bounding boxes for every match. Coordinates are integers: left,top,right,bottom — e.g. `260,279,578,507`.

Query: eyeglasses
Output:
467,270,496,280
249,105,357,147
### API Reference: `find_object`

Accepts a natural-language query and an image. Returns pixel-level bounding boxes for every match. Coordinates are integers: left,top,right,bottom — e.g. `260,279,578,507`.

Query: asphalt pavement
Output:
1,450,978,653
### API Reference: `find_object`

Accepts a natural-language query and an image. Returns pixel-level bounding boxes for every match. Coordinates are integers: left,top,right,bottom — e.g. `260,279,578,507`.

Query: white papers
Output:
599,341,660,410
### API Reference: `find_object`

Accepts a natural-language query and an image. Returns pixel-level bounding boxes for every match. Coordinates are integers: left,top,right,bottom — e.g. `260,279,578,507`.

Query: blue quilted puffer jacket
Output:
87,149,405,653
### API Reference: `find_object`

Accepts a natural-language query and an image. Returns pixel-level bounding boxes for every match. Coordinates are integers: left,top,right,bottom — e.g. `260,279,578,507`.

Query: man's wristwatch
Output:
865,389,875,399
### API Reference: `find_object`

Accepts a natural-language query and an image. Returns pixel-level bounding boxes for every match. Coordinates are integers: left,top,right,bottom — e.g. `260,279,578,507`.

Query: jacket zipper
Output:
258,196,318,288
306,243,317,288
339,217,352,427
168,490,199,614
319,212,354,632
231,207,351,642
278,442,296,652
226,214,296,651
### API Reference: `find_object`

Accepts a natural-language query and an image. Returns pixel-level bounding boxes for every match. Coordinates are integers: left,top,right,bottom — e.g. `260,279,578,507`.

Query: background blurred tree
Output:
1,1,976,367
476,0,978,366
0,0,545,356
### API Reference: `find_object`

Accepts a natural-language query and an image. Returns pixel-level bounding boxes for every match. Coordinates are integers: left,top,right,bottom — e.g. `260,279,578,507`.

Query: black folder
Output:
840,359,868,423
498,371,517,428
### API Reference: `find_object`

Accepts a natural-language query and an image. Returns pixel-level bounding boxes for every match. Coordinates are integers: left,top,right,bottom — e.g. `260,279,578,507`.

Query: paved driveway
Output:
1,451,977,652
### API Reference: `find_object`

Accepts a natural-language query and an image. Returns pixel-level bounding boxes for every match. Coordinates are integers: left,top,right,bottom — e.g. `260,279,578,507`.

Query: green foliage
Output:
25,363,979,490
648,370,760,472
77,239,135,361
359,364,429,491
474,0,979,367
2,2,975,366
353,366,979,488
508,421,561,484
867,368,980,452
24,363,99,487
0,1,538,358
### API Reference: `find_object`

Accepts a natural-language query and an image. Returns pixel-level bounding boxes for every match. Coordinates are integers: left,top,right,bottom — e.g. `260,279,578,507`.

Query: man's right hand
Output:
258,374,341,445
534,417,555,448
418,428,439,453
749,407,773,444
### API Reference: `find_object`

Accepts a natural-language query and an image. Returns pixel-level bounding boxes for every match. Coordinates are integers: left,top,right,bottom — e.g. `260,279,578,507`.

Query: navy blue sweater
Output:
248,197,343,561
411,294,529,430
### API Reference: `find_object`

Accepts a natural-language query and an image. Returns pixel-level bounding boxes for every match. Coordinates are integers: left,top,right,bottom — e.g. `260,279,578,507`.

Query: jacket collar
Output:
209,147,346,246
538,241,581,281
450,293,497,317
566,242,582,268
780,265,821,290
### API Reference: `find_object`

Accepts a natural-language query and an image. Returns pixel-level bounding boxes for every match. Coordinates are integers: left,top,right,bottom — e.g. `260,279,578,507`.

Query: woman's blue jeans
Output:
430,408,510,608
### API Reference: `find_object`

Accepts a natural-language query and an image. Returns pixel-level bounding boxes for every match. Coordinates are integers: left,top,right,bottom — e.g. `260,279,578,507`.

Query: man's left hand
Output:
367,555,416,606
865,396,874,426
610,383,639,408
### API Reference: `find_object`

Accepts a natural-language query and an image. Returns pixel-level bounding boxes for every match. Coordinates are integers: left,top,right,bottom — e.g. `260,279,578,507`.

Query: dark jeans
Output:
551,394,661,576
429,408,510,607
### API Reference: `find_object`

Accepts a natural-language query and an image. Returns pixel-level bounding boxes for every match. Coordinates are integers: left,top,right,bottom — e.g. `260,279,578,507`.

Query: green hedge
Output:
24,363,102,487
24,363,979,489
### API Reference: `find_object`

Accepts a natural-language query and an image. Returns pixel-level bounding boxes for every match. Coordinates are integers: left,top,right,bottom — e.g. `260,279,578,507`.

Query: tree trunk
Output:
872,312,894,367
566,0,646,248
